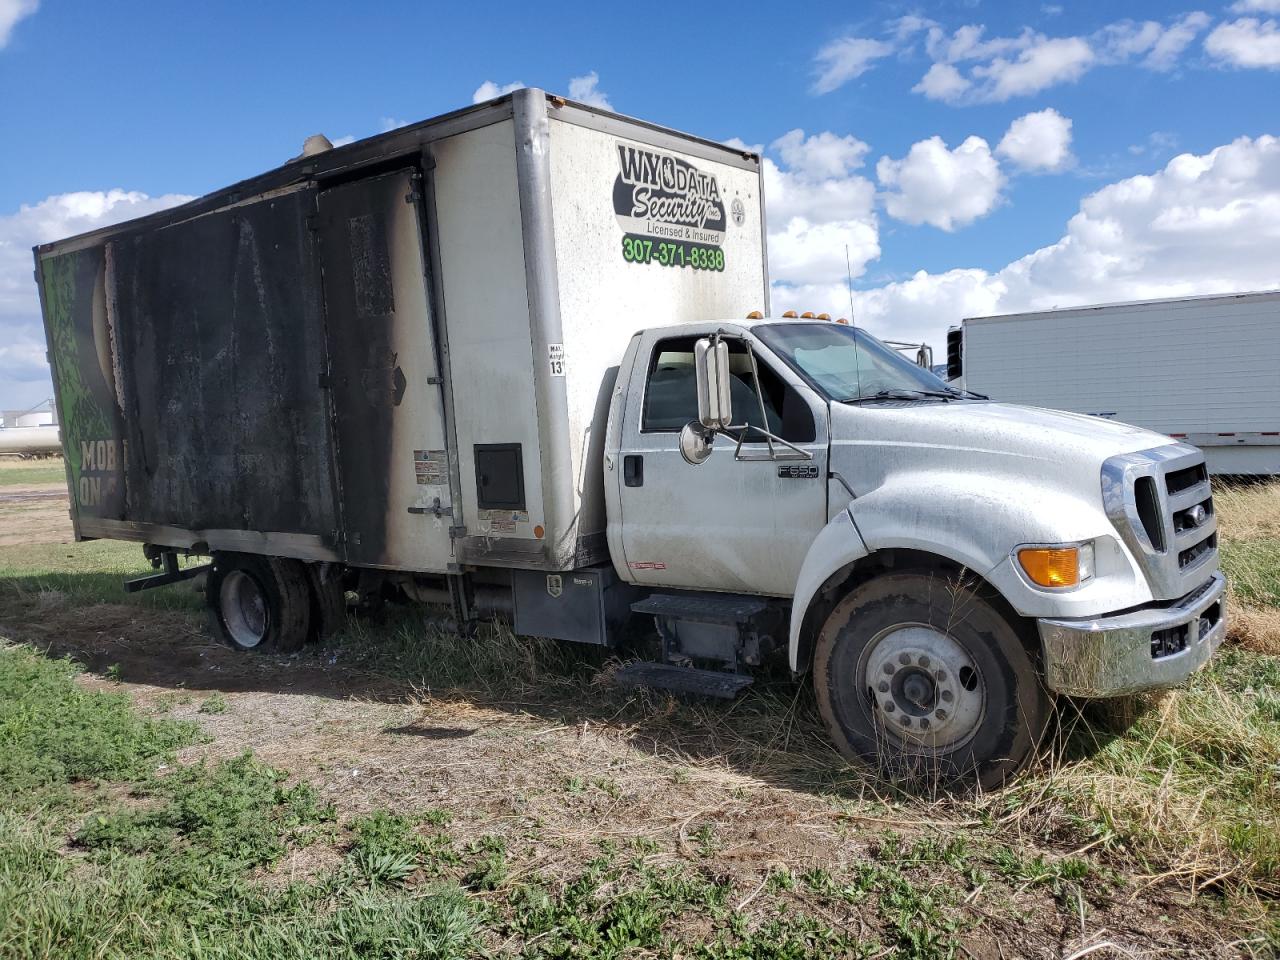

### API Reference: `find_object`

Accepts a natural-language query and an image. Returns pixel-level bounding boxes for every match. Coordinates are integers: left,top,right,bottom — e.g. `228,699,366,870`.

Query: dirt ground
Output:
0,479,1266,958
0,481,73,546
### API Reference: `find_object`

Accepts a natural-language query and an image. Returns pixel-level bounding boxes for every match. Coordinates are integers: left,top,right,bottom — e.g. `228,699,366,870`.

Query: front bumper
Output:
1037,571,1226,697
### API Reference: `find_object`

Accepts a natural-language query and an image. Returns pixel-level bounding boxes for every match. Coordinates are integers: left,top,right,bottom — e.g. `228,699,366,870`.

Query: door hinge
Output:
449,525,468,538
427,375,443,385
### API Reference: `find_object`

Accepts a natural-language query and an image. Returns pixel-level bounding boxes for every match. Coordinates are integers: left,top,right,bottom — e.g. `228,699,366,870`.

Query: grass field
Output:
0,457,66,486
0,463,1276,957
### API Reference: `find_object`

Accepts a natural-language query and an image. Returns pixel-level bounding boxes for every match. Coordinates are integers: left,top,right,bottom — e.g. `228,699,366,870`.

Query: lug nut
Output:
898,652,911,665
884,702,895,712
899,716,911,727
883,663,894,675
920,718,931,730
919,655,931,668
935,669,946,681
941,690,953,702
935,709,947,720
878,681,889,693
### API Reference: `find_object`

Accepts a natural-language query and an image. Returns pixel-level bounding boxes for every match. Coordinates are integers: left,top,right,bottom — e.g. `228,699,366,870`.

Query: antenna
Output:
845,245,863,400
845,245,856,328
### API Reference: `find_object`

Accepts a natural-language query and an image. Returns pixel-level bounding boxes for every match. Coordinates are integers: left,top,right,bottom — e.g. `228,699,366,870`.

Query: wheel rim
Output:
858,623,985,755
220,570,268,648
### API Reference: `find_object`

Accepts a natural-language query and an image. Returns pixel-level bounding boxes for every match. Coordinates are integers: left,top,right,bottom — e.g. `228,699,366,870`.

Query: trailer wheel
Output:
306,562,347,643
206,553,311,653
814,571,1050,792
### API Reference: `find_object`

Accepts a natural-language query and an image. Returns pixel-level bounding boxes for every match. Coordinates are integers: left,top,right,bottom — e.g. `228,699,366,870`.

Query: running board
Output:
613,662,754,699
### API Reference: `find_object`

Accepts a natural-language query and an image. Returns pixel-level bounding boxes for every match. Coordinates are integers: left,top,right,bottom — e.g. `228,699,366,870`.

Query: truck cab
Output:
605,317,1225,789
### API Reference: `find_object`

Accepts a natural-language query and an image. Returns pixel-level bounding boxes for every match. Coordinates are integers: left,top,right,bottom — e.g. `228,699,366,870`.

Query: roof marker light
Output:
745,310,764,319
782,310,798,318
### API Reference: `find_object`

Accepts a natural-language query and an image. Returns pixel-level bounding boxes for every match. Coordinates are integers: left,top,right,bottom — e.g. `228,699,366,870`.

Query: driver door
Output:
614,331,829,597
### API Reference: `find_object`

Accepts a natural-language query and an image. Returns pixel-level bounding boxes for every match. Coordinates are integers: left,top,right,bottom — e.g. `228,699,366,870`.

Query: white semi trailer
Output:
947,291,1280,474
37,90,1225,790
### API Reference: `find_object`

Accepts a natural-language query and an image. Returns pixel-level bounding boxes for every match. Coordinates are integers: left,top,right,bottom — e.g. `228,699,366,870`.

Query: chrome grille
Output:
1102,444,1218,600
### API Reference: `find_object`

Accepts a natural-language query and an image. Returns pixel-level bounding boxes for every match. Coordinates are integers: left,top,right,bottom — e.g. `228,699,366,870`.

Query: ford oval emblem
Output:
1186,504,1207,527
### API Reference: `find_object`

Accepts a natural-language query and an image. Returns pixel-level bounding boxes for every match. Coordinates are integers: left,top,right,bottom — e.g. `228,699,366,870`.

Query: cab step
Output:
613,661,754,699
631,592,768,625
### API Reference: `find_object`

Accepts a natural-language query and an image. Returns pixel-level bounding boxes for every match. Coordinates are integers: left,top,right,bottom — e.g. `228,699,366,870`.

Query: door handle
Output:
623,454,644,487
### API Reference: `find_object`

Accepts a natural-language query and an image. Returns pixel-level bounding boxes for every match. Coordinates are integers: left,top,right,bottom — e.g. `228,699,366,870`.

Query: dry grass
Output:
1216,480,1280,655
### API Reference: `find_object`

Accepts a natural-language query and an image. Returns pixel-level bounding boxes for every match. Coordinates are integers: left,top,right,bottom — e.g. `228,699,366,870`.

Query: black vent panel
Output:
1134,476,1166,552
1166,463,1208,495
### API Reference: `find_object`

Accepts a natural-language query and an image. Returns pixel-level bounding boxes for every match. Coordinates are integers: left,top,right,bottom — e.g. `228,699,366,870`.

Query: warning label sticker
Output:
413,450,448,485
548,343,565,377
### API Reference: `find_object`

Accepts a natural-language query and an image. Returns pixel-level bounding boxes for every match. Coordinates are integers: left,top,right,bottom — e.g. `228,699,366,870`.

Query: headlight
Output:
1017,541,1095,589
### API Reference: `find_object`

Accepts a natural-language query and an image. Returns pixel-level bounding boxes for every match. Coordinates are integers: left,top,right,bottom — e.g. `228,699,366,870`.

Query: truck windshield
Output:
755,322,958,403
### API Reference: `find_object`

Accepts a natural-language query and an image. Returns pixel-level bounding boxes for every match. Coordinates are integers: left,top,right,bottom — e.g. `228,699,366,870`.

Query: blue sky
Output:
2,0,1278,408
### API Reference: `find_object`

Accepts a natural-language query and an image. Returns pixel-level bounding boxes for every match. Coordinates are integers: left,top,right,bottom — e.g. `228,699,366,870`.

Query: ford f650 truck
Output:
36,90,1225,789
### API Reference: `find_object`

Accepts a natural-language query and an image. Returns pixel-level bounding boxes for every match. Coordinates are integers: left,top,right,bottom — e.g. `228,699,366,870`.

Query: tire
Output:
206,553,312,653
813,571,1050,792
306,562,347,643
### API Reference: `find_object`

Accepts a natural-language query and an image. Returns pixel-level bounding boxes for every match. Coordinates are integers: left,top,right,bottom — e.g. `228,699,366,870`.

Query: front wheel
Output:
814,571,1050,791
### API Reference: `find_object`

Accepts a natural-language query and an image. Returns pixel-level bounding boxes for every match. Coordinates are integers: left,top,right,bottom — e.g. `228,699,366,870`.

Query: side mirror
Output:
694,337,732,430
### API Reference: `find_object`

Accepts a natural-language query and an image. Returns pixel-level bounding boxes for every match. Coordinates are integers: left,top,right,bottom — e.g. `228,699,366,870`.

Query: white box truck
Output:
948,291,1280,474
36,90,1226,790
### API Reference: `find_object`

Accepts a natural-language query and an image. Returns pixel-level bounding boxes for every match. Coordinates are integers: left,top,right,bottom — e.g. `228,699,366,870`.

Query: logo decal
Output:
614,144,726,240
614,143,728,271
731,197,745,227
546,574,563,598
778,465,820,480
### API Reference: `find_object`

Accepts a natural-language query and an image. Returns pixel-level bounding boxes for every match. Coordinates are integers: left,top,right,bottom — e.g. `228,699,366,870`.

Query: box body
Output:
36,90,768,571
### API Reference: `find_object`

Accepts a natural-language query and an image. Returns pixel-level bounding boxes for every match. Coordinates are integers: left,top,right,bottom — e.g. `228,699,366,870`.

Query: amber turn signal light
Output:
1017,547,1080,588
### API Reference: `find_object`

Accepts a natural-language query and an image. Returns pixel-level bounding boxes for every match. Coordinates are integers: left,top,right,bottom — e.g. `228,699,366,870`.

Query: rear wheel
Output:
814,571,1050,791
206,553,311,653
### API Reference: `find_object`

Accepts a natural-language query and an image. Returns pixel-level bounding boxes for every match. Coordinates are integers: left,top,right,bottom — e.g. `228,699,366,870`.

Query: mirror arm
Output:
742,340,778,460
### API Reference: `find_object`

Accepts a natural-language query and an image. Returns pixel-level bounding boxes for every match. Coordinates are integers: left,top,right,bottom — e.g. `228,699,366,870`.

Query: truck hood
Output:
828,400,1172,497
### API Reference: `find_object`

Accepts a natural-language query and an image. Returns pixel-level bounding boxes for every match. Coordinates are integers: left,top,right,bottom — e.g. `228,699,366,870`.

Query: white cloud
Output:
1205,17,1280,68
379,116,409,132
1145,12,1213,70
876,136,1004,231
912,63,971,102
761,130,880,287
472,80,525,103
909,14,1208,105
771,129,869,181
997,108,1074,172
812,35,895,94
471,73,613,109
1096,13,1211,70
567,71,612,110
1127,131,1179,157
786,135,1280,353
0,189,193,406
1230,0,1280,11
971,36,1094,101
330,135,356,147
0,0,37,48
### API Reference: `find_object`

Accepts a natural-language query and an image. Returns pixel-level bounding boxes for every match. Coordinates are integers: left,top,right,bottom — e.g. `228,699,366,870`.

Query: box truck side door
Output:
317,169,454,571
614,331,829,597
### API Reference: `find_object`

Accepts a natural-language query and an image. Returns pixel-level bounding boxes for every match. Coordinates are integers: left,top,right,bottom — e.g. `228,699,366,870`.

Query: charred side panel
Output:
317,172,406,564
111,189,337,537
41,247,126,524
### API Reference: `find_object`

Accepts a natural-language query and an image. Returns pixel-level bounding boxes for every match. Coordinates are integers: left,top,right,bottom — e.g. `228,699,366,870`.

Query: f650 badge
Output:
778,465,820,480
